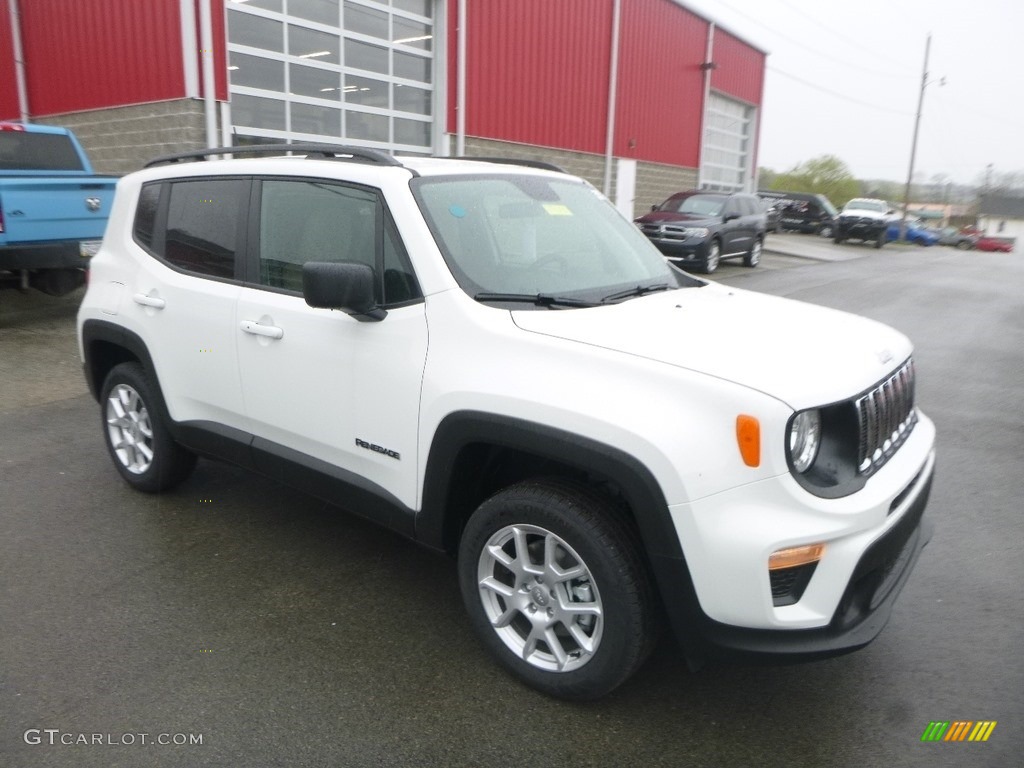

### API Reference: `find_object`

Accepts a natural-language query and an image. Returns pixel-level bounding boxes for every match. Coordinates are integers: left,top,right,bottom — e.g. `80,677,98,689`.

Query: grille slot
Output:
855,359,917,476
770,562,818,606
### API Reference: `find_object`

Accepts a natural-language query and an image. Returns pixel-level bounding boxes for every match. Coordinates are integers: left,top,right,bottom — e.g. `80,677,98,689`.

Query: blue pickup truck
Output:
0,123,116,296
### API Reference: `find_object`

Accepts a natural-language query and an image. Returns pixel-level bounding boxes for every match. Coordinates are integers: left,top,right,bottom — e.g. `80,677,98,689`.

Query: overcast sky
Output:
681,0,1024,186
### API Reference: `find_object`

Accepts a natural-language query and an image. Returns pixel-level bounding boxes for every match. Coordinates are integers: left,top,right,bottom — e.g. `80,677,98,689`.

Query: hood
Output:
840,208,889,221
635,211,719,227
511,283,912,410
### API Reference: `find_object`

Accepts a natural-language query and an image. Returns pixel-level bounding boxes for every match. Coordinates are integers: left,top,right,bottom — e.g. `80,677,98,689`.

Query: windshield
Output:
412,174,693,303
656,193,725,217
845,199,887,213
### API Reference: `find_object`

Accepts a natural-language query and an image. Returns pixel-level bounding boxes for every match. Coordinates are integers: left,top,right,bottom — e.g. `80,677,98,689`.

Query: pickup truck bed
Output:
1,123,116,295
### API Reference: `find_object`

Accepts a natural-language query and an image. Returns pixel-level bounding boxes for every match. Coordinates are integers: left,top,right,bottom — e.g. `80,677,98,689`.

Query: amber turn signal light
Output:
769,543,826,571
736,414,760,467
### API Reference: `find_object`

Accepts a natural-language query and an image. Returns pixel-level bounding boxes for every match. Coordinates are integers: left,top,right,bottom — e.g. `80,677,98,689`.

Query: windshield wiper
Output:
473,292,600,308
601,283,672,303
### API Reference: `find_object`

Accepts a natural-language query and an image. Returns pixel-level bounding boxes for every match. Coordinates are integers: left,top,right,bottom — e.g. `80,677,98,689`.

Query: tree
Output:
977,169,1024,194
770,155,861,207
757,166,777,190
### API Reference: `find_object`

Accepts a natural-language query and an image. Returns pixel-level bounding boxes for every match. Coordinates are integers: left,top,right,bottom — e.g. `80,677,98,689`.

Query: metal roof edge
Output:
669,0,771,56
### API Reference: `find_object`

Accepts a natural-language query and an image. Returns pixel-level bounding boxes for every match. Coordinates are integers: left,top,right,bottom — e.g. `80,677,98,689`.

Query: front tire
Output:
100,362,196,493
458,479,657,700
743,237,762,267
875,230,885,249
701,240,721,274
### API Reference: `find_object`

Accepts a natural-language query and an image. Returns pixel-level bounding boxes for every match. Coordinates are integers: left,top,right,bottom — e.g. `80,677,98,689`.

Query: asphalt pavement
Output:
2,243,1022,768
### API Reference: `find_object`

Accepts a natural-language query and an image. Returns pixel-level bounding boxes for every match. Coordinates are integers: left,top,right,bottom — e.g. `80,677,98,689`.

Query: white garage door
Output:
227,0,437,154
701,92,755,193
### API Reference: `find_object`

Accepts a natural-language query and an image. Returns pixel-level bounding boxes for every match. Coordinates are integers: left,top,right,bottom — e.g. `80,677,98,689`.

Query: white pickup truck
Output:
833,197,897,248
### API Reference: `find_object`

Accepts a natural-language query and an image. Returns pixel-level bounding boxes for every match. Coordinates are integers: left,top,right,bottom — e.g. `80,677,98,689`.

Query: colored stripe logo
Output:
921,721,997,742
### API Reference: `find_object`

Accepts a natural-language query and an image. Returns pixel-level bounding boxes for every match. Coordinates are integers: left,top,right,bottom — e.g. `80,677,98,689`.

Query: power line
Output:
768,66,913,117
711,0,915,80
773,0,912,71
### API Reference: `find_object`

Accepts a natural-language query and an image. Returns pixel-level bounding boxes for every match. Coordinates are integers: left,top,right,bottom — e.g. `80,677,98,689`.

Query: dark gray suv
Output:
635,191,766,273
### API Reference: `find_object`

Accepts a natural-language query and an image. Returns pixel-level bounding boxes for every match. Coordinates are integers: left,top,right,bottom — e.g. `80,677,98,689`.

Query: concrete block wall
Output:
461,136,697,219
633,160,699,215
39,100,209,175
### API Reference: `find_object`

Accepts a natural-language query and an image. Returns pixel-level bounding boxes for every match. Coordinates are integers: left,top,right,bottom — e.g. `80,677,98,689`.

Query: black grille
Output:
855,359,917,477
770,562,818,606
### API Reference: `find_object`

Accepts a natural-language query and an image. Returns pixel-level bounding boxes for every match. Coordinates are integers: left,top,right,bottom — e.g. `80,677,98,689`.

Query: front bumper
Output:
648,240,708,261
837,218,887,239
637,227,710,261
658,412,935,661
699,462,932,658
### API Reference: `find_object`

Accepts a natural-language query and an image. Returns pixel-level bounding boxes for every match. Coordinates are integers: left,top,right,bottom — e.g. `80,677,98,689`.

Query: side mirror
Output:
723,212,740,222
650,204,658,212
302,261,386,322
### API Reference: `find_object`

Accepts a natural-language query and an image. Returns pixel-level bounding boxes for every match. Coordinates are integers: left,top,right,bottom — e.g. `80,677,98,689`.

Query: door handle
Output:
132,293,166,309
240,320,284,340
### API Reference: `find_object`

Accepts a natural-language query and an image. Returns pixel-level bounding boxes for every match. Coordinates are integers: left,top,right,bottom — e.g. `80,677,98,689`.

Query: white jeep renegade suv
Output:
77,146,935,700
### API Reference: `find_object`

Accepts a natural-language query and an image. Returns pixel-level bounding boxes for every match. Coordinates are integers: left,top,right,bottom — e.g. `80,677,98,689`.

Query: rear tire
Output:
100,362,196,493
875,231,885,249
458,479,658,700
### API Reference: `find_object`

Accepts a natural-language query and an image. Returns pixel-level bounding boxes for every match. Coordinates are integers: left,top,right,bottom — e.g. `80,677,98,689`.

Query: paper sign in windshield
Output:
543,203,572,216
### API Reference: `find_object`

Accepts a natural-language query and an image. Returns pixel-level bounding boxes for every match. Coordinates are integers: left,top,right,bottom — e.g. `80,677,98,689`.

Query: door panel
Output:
130,178,248,429
236,177,427,512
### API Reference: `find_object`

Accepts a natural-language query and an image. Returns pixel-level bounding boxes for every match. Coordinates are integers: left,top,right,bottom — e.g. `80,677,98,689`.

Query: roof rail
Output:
456,157,567,174
144,144,403,168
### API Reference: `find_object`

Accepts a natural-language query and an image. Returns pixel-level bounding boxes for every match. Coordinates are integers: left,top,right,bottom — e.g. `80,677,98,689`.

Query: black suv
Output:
757,191,838,237
635,190,766,274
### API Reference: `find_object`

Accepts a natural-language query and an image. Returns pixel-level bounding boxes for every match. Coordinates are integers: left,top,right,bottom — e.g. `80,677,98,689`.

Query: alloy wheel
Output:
105,383,154,474
476,523,604,673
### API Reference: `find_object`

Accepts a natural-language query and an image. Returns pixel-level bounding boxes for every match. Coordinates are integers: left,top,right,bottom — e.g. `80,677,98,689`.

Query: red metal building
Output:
1,0,765,211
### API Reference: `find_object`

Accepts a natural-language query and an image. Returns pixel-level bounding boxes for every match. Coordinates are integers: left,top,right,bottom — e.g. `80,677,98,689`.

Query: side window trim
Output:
131,181,168,257
244,178,263,286
152,182,169,256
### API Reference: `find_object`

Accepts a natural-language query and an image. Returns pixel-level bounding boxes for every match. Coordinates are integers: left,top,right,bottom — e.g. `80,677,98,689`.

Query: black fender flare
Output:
417,410,708,659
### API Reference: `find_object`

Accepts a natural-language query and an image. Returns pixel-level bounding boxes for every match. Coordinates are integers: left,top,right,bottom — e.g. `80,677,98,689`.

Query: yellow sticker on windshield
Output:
543,203,572,216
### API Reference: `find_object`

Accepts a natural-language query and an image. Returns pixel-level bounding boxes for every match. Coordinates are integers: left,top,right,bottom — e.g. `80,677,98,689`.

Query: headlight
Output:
681,227,709,238
789,409,821,473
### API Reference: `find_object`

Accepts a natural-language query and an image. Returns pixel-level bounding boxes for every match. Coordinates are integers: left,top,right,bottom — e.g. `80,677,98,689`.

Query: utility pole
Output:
900,34,931,241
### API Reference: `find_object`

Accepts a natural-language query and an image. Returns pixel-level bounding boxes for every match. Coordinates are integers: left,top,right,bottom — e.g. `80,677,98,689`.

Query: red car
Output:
975,236,1014,253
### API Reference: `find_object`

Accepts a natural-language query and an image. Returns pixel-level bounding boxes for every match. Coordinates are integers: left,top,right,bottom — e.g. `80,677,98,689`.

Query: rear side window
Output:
163,180,246,278
133,177,246,280
133,178,246,280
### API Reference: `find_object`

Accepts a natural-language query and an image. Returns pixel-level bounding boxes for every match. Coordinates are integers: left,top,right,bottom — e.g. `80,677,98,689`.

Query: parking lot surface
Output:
2,245,1022,767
